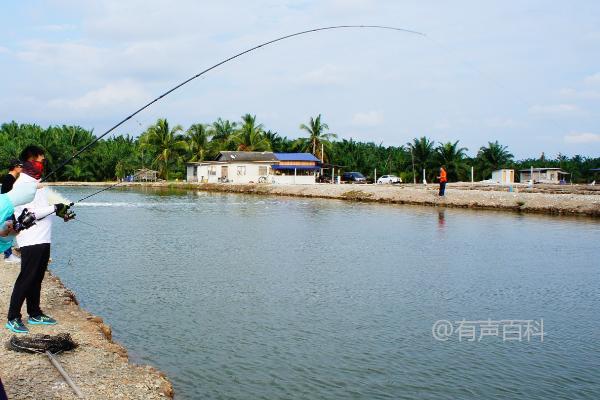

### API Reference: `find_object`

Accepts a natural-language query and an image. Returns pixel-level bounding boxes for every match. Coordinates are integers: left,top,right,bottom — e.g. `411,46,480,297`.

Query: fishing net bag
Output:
7,333,78,354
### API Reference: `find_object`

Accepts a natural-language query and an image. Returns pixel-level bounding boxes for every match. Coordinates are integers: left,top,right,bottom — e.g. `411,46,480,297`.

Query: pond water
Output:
51,187,600,399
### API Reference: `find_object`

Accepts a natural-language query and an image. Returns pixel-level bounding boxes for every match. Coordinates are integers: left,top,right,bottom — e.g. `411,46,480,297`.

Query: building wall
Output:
519,171,561,183
491,169,514,184
188,162,273,183
187,160,318,184
278,160,316,166
273,175,316,184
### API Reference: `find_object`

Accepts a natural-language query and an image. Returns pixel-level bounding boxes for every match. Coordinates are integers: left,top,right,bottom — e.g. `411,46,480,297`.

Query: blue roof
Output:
274,153,320,162
271,165,321,171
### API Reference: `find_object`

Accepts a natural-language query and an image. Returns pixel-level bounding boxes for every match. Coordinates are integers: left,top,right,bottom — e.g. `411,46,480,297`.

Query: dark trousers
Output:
3,248,11,258
7,243,50,321
439,182,446,196
0,378,7,400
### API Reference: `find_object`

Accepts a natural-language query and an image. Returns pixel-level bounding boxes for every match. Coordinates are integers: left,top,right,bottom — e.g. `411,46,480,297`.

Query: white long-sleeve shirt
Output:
13,173,56,247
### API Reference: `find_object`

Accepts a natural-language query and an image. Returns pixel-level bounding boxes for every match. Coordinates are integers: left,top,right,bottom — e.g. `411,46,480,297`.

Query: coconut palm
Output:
186,123,212,162
436,141,468,181
233,114,271,152
141,118,187,180
297,114,337,162
476,141,513,179
407,137,436,182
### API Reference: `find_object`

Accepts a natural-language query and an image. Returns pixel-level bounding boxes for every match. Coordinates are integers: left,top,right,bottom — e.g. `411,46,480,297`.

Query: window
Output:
193,166,198,177
237,166,246,176
208,166,216,176
258,166,268,176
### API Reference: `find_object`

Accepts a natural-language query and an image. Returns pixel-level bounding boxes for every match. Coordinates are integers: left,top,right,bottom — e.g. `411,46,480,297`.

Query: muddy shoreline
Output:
52,181,600,217
0,261,174,399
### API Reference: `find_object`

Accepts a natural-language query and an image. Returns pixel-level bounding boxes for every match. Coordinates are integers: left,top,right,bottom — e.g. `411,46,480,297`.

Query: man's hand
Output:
55,203,76,222
0,221,17,237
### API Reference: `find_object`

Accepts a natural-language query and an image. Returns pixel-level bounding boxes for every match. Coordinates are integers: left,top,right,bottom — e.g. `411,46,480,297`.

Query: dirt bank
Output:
53,181,600,217
0,261,173,399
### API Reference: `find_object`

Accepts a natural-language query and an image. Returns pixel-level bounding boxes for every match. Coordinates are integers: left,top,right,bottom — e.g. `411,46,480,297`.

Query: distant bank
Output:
49,182,600,217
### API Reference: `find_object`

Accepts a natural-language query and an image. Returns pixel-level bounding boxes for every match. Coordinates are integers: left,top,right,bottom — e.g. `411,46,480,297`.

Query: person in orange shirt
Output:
437,166,447,196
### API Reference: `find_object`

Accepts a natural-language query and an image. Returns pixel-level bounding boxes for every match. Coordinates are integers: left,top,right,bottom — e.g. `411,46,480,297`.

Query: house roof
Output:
216,151,277,162
518,168,566,172
271,165,321,171
274,153,321,162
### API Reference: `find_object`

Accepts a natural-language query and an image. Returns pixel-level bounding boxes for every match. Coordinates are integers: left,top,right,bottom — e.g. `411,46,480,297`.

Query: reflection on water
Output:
52,187,600,400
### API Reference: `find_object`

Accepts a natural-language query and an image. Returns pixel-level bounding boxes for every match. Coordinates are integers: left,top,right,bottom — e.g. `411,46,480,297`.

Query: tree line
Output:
0,116,598,183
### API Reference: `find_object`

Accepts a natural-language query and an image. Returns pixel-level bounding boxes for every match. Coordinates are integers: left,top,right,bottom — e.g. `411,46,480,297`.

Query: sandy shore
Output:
53,181,600,217
0,260,173,399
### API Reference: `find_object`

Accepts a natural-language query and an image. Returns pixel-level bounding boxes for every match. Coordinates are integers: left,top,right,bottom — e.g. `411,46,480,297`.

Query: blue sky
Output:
1,0,599,158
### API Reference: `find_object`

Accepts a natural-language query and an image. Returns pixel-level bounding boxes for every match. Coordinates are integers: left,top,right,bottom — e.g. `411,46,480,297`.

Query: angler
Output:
5,145,75,335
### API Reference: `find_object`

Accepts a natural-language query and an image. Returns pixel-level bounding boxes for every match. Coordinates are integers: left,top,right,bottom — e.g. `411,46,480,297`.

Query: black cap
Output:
8,159,23,170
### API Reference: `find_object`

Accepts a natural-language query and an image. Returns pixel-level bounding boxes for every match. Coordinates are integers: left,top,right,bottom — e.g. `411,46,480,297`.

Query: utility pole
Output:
411,148,416,184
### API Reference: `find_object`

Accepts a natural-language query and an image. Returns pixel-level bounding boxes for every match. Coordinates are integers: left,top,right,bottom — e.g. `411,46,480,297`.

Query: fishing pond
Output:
52,187,599,399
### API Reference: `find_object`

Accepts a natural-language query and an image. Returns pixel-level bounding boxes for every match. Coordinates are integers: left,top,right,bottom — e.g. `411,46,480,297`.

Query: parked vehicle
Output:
341,172,367,183
377,175,401,184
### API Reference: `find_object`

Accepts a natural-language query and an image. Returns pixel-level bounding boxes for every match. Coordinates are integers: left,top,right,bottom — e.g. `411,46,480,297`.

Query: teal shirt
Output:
0,193,15,252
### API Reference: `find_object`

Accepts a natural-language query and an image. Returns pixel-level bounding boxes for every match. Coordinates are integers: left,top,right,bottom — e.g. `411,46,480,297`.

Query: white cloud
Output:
351,110,384,126
558,88,600,100
35,24,76,32
433,121,451,130
485,117,519,128
48,80,150,111
584,72,600,85
298,64,348,86
564,132,600,144
329,0,374,9
16,40,106,70
528,104,581,116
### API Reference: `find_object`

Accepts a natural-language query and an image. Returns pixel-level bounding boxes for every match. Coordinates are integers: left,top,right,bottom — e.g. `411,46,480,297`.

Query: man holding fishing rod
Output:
5,145,75,334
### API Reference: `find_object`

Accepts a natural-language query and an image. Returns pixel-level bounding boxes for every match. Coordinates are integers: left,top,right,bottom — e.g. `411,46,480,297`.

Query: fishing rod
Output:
21,24,426,226
41,24,425,184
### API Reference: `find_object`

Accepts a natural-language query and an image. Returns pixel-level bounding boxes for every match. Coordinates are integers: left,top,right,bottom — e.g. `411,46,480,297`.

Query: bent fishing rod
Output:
41,24,425,185
35,25,425,211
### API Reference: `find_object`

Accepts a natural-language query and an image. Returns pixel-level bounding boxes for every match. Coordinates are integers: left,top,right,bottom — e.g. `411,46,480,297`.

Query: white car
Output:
377,175,401,184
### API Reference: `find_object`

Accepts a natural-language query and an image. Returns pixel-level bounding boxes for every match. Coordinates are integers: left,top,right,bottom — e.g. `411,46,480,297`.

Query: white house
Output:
186,151,321,184
519,168,569,184
491,169,515,184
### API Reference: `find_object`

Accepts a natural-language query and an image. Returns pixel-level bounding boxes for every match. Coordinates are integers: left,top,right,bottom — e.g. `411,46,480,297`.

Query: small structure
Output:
590,168,600,184
270,153,321,184
491,169,515,184
187,151,321,184
133,168,158,182
519,168,569,184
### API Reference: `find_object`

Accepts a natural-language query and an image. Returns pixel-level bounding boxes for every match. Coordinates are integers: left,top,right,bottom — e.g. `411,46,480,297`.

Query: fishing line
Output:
40,24,425,183
75,181,124,204
72,217,110,233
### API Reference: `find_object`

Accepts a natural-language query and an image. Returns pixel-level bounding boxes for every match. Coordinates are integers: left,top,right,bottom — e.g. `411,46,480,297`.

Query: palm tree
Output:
298,114,337,162
141,118,187,180
407,137,435,182
264,130,284,152
233,114,271,152
186,123,212,162
476,141,513,180
436,141,468,181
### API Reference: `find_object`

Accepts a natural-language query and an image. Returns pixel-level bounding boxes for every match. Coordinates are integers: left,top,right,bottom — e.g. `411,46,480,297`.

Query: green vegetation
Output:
0,117,598,182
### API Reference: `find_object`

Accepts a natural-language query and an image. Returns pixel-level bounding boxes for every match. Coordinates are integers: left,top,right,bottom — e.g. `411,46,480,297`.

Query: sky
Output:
1,0,599,159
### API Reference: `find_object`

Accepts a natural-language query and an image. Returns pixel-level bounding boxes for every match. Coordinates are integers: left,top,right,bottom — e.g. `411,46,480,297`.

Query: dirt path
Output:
0,260,173,400
50,181,600,217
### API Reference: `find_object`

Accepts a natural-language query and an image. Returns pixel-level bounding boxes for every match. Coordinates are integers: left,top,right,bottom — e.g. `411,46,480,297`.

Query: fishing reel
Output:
14,208,36,232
